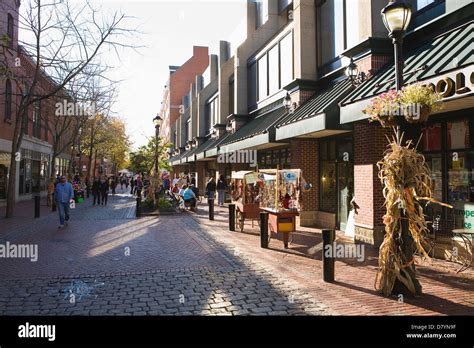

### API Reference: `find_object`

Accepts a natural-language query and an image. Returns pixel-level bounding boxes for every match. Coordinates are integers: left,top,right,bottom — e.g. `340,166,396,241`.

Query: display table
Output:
260,207,299,249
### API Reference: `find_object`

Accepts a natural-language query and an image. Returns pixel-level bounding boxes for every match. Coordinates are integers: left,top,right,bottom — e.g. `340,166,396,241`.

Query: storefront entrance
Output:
338,161,354,232
319,135,354,232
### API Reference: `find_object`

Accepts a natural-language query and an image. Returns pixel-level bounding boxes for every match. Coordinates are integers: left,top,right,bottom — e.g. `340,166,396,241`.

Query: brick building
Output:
164,0,473,249
0,0,91,204
159,46,209,144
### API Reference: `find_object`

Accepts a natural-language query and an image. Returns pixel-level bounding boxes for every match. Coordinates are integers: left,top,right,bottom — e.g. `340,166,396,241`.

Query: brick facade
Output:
290,138,319,227
353,122,391,246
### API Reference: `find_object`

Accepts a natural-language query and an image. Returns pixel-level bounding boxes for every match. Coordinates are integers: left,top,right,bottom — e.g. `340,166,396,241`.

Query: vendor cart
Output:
259,169,303,249
231,171,261,232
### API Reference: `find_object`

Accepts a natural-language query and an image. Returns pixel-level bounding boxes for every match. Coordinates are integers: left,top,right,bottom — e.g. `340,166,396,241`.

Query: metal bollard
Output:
136,197,142,218
229,204,235,231
208,198,214,221
322,229,335,282
52,195,57,212
34,196,41,218
260,212,269,248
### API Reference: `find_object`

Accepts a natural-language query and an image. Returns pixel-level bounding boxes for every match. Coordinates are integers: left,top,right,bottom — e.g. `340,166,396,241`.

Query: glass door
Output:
338,161,354,232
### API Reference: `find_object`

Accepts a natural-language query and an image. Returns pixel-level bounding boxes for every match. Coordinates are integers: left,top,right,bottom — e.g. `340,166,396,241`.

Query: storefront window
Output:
258,148,291,169
448,119,469,150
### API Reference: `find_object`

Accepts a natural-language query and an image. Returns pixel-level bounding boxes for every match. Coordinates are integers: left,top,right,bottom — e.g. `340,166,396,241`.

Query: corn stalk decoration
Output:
374,132,451,296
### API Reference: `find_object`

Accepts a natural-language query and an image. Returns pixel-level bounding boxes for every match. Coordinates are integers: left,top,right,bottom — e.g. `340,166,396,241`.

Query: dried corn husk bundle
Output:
374,134,451,296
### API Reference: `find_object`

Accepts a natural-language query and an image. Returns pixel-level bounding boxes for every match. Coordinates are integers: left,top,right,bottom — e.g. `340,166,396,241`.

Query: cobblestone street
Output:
0,190,331,316
0,188,473,316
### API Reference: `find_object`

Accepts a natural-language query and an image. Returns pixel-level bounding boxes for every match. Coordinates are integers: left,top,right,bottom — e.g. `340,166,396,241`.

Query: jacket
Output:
55,182,74,204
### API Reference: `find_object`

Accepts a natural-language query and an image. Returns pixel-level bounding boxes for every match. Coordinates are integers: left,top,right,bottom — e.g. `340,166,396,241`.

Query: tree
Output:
129,137,172,177
1,0,138,218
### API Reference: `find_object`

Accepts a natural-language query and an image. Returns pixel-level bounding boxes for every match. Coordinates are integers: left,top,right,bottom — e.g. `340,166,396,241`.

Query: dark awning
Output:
340,21,474,124
275,78,353,141
218,107,288,153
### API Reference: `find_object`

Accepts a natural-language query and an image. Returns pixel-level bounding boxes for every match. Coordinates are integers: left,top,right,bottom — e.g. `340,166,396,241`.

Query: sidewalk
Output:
187,200,474,315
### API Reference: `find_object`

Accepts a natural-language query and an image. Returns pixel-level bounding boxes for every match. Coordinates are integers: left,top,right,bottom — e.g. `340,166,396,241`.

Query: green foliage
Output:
400,83,443,112
129,137,172,175
143,197,155,209
157,197,173,210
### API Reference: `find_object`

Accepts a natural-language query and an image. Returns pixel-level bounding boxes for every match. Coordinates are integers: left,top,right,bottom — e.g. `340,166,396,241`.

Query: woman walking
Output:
216,174,228,207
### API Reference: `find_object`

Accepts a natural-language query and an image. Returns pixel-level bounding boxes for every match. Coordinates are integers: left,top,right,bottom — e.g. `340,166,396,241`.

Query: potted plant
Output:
399,83,443,124
363,90,400,128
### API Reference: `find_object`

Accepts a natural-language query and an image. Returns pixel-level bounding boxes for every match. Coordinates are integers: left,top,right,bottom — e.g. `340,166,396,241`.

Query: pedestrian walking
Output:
54,176,74,229
130,178,135,195
125,177,129,189
136,176,143,198
92,177,101,206
111,177,117,195
217,174,228,207
100,178,110,206
47,177,55,207
205,177,216,201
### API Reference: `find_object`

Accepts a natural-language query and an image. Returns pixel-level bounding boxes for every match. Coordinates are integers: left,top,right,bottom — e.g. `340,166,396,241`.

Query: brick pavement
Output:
189,201,474,316
0,190,472,316
0,188,332,315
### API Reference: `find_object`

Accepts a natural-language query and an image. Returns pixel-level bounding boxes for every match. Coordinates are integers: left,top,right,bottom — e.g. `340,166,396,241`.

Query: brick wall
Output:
356,54,391,79
353,122,391,245
169,46,209,126
291,138,319,226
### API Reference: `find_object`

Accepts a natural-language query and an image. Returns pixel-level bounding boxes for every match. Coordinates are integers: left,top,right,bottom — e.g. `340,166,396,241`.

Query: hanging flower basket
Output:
400,84,443,124
363,90,401,128
363,85,443,128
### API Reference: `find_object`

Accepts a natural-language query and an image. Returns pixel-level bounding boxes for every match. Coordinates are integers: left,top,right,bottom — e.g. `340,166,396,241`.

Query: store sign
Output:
454,203,474,231
424,68,474,100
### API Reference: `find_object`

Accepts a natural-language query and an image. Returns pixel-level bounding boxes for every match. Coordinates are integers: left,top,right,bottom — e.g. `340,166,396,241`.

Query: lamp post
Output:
153,114,162,191
381,0,412,142
381,0,421,296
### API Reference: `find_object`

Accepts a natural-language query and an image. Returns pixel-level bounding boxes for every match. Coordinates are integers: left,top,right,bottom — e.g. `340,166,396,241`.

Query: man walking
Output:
100,178,110,206
91,177,101,206
54,176,74,229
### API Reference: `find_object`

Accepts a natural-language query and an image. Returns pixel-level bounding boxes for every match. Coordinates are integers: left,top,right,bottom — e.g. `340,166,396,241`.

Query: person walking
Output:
91,177,101,206
205,177,216,201
130,178,135,195
54,176,74,229
217,174,228,207
136,176,143,198
100,178,110,206
111,177,117,195
47,177,55,207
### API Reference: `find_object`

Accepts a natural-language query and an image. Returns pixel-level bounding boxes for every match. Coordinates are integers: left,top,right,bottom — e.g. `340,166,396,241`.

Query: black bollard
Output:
136,197,142,218
322,229,335,282
34,196,40,218
260,212,269,248
208,198,214,221
52,195,57,212
229,204,235,231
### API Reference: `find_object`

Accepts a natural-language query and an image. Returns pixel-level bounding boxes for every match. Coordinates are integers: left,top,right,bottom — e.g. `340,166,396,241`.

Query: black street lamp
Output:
381,0,420,296
153,114,162,180
381,0,412,141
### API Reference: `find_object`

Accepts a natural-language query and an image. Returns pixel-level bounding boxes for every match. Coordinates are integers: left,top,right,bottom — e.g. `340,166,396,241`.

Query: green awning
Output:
275,78,353,141
340,21,474,124
218,107,288,153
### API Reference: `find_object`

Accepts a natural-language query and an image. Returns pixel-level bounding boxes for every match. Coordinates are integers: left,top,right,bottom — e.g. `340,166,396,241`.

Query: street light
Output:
381,0,419,296
153,114,162,187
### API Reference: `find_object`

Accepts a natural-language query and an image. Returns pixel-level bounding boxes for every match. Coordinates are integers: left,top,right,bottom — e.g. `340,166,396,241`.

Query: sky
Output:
91,0,248,149
17,0,247,150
